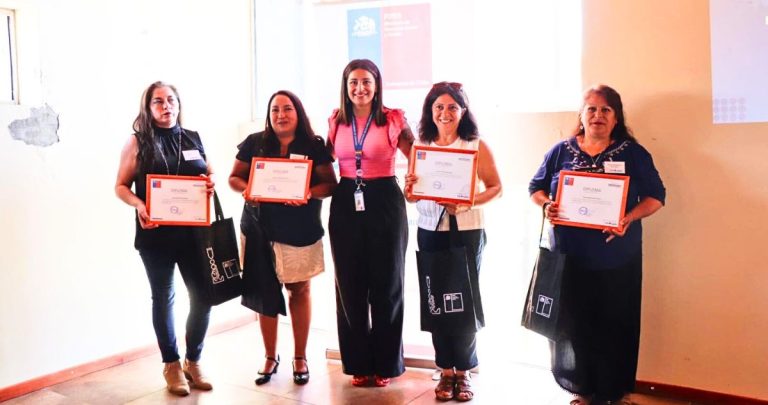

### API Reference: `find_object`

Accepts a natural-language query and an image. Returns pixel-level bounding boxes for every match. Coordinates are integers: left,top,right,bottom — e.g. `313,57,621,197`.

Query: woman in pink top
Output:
326,59,414,387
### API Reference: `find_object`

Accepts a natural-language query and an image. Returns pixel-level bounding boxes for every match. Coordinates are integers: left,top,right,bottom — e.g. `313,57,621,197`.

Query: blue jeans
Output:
139,240,211,363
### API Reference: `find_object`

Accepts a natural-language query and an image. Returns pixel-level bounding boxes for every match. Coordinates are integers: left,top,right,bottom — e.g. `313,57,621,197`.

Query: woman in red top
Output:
327,59,414,387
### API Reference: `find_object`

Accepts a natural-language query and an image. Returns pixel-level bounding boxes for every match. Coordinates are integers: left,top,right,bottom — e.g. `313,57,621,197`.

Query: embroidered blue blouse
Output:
528,136,666,269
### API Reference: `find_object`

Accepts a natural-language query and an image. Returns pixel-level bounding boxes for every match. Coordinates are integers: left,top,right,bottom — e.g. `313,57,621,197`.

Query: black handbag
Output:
239,204,286,317
416,212,483,334
191,191,243,306
521,210,567,340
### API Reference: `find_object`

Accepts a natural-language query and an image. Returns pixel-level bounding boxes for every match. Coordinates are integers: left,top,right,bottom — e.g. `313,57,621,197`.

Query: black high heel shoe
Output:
292,356,310,385
255,355,280,385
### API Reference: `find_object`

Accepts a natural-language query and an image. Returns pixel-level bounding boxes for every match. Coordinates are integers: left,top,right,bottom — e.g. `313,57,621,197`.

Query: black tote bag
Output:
521,212,566,340
417,213,483,335
191,191,243,306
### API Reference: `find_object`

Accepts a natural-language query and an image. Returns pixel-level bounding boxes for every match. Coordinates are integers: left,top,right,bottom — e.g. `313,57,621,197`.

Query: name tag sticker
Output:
603,161,625,174
289,153,307,160
182,149,203,161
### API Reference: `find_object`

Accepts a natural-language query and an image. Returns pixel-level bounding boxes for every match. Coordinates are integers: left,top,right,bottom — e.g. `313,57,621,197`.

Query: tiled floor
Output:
4,322,695,404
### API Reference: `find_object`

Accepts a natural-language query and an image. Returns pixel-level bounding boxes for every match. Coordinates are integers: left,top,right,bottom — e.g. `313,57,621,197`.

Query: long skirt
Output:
551,252,642,402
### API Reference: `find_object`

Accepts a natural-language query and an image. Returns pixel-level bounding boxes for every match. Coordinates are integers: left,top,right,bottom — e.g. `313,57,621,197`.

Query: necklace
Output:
578,136,608,168
158,129,182,175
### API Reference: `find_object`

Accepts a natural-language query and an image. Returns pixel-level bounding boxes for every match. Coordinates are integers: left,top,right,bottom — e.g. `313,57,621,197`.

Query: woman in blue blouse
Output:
529,85,665,405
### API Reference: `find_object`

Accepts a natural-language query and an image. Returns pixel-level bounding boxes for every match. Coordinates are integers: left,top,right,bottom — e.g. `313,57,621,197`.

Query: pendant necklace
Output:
158,130,182,175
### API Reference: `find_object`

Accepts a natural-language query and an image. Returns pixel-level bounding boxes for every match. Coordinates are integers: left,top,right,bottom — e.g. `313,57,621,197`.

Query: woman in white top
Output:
405,82,502,402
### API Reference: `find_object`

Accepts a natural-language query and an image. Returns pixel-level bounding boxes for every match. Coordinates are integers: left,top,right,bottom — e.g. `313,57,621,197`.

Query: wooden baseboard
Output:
0,314,257,402
636,380,768,404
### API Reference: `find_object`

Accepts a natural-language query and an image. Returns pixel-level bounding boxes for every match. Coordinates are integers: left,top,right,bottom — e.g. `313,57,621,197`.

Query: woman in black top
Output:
229,90,337,386
115,81,215,396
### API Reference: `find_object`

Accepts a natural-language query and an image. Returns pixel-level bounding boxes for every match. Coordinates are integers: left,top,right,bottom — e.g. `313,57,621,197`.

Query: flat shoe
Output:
351,375,369,387
373,375,390,387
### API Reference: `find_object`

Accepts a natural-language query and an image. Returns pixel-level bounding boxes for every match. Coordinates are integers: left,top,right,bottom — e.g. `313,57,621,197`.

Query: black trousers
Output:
551,252,642,402
417,226,485,370
329,177,408,377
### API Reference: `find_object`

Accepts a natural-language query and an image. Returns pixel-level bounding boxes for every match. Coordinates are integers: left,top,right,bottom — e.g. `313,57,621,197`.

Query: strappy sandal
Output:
292,356,309,385
255,355,280,385
454,372,474,402
434,373,455,401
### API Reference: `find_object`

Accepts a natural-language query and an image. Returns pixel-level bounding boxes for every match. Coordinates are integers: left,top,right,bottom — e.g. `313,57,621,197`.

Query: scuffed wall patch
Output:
8,105,60,147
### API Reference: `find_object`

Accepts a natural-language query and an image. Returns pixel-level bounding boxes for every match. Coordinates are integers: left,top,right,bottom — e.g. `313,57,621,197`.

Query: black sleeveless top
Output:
133,125,208,249
236,131,333,247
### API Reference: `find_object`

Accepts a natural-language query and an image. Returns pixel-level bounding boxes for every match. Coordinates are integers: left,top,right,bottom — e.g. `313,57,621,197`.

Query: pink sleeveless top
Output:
327,108,407,179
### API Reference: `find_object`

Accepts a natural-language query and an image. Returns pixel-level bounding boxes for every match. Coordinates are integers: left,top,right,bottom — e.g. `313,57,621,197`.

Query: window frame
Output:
0,7,18,104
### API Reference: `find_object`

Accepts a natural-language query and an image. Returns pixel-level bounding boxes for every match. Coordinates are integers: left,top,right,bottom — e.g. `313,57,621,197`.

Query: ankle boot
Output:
163,361,190,396
183,358,213,390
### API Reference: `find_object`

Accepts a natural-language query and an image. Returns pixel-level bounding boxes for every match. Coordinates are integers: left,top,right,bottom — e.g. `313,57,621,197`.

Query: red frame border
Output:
145,174,211,226
550,170,630,231
406,145,479,205
246,157,313,203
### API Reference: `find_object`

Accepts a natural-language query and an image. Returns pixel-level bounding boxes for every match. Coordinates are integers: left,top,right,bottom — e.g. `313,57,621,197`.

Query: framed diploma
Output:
246,157,313,203
407,145,479,205
145,175,211,226
551,170,630,230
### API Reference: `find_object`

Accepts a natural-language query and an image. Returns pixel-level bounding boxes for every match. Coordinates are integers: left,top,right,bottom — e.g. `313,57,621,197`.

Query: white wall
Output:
0,0,254,387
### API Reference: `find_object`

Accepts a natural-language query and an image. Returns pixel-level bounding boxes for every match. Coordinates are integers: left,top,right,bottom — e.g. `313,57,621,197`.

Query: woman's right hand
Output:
136,203,159,229
544,201,560,221
404,173,418,192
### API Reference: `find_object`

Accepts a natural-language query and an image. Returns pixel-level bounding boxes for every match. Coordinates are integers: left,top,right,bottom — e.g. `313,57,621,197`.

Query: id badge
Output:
354,189,365,212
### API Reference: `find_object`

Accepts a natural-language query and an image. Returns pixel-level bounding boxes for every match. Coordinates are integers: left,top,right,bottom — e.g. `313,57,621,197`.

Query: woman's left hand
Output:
439,202,472,216
603,213,634,242
201,174,215,196
284,191,311,206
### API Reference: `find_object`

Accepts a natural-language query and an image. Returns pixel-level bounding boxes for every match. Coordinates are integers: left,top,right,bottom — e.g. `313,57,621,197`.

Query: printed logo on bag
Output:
536,294,553,318
444,293,464,313
222,259,239,279
206,247,225,284
426,276,441,315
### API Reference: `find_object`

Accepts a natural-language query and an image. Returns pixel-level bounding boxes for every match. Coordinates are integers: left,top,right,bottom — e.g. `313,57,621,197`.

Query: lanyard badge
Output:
352,113,373,212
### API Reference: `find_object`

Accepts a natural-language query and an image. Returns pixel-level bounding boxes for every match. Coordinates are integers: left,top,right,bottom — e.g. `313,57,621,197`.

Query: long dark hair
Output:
262,90,316,152
418,81,479,144
335,59,386,126
576,84,637,143
132,81,183,173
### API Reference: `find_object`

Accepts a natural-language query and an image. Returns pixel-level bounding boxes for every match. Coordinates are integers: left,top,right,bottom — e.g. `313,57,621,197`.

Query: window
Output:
0,7,17,104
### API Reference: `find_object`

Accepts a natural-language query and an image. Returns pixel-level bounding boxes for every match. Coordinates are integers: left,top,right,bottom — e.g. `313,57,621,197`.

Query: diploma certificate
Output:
551,170,630,230
146,175,210,226
407,145,478,204
246,158,313,203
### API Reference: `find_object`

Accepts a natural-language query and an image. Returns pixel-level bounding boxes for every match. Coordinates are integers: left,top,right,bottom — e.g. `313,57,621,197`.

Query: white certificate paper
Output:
247,158,312,203
408,145,478,204
551,171,630,230
146,175,210,226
